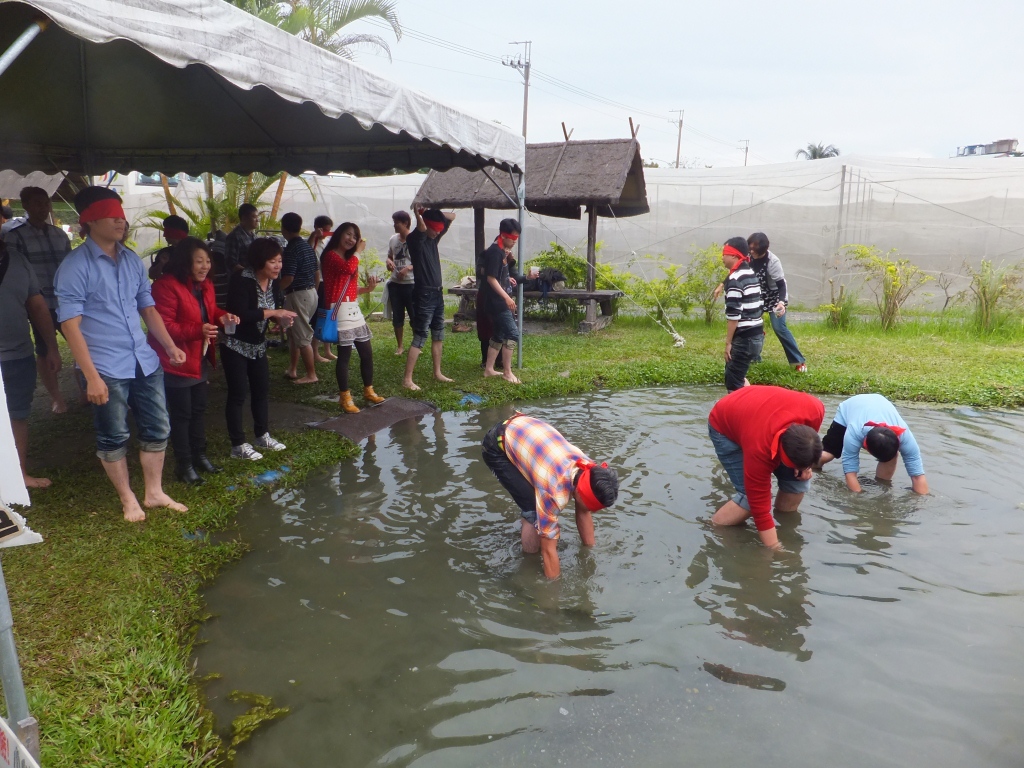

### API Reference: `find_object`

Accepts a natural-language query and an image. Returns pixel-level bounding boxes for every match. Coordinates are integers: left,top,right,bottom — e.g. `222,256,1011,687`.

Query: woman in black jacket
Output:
221,238,297,460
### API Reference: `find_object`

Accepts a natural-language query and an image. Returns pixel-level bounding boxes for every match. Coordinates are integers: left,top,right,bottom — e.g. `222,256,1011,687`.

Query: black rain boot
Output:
176,463,205,485
193,454,221,474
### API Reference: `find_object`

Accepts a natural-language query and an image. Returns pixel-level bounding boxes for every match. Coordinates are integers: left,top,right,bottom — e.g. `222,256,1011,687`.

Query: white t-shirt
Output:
388,234,414,285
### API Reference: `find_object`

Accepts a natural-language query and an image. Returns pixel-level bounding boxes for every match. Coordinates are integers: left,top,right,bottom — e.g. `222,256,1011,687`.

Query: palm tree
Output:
230,0,402,60
795,142,841,160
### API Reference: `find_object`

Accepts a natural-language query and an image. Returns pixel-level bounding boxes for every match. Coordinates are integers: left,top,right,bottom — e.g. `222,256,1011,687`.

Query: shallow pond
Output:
196,387,1024,767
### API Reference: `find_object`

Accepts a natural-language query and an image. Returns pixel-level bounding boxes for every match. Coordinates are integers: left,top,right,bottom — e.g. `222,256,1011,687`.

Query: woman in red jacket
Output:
321,223,384,413
149,237,239,484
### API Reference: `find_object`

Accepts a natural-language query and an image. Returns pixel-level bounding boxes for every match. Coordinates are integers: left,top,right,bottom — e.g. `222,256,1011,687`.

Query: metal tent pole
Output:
0,557,39,761
0,20,48,79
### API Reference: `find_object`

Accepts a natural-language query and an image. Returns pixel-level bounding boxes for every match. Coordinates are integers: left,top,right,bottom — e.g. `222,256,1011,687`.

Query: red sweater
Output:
148,274,226,379
708,386,824,531
321,250,359,305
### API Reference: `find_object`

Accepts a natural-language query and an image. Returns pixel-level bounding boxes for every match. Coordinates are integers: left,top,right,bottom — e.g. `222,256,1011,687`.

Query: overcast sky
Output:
348,0,1024,167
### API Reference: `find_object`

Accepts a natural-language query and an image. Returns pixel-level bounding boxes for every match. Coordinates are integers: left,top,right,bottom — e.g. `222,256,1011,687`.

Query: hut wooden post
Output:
580,204,604,332
473,207,485,261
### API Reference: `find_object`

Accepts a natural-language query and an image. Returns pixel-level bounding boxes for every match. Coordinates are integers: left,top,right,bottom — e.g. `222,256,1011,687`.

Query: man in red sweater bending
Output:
707,386,824,549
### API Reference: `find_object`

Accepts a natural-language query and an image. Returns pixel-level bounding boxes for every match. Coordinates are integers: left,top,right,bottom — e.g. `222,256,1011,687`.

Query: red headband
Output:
772,428,797,469
500,231,519,241
424,218,445,233
575,458,609,511
164,225,189,237
79,198,126,224
863,422,906,449
722,244,748,260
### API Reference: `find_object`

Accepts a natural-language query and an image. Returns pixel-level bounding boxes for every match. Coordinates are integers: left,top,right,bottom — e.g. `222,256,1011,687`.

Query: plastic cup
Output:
530,266,540,278
224,318,237,335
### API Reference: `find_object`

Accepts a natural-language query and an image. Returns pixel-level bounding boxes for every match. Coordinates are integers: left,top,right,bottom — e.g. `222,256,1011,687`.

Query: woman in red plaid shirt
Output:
482,413,619,578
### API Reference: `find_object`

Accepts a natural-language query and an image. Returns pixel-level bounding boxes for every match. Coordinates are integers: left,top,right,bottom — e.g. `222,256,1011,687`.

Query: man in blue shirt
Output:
55,187,188,522
280,212,320,385
817,393,928,494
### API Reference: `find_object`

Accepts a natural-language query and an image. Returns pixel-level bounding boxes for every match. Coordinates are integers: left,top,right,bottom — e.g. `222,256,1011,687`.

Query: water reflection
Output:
196,388,1024,768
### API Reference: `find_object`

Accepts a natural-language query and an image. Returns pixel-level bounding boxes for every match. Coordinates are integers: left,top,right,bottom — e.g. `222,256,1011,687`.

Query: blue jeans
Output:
92,366,170,462
0,356,37,420
767,310,805,365
708,424,810,513
488,308,519,349
725,334,763,392
411,287,445,349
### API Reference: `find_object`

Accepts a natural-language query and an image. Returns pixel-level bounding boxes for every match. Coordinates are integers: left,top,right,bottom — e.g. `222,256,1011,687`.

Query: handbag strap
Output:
329,272,356,321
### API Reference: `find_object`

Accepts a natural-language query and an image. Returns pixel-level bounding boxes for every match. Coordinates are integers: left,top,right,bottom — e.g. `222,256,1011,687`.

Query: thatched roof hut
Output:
414,138,649,329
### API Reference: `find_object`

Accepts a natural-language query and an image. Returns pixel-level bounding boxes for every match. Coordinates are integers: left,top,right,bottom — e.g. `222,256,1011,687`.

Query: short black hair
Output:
780,424,822,469
422,208,446,224
724,236,749,256
168,237,211,284
313,215,333,230
748,232,770,254
247,237,283,272
163,214,188,232
590,466,619,508
392,210,411,226
0,205,13,220
281,212,302,233
19,186,49,205
238,203,258,218
865,427,900,463
499,218,521,235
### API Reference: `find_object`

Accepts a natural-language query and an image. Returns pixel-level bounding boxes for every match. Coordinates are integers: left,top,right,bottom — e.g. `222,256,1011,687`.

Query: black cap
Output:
73,186,122,215
499,218,521,235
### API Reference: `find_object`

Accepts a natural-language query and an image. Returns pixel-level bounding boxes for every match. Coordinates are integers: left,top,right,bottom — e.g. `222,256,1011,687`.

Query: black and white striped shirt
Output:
724,263,764,337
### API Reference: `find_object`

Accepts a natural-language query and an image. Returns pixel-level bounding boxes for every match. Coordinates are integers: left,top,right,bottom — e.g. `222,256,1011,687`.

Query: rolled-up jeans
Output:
91,365,170,462
707,423,810,515
767,309,805,365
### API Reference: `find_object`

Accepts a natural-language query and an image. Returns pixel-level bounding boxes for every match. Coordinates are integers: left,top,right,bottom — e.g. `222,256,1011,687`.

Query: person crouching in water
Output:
481,219,522,383
721,237,762,392
482,413,619,578
320,222,385,413
708,385,824,549
817,393,928,494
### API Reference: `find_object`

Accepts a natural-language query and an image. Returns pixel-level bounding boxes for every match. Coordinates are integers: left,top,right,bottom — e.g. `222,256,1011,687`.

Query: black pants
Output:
164,381,209,468
482,422,537,517
725,333,764,392
220,345,270,446
335,339,374,391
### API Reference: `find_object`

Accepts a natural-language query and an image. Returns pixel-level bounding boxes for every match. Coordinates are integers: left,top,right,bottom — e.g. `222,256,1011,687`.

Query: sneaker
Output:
231,443,264,461
254,433,287,451
795,363,808,373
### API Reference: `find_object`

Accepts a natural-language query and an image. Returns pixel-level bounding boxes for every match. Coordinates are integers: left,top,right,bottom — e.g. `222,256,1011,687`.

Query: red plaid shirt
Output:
502,415,588,540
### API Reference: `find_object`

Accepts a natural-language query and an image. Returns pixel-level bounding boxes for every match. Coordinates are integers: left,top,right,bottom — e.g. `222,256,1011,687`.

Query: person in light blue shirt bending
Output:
55,187,188,523
816,393,928,495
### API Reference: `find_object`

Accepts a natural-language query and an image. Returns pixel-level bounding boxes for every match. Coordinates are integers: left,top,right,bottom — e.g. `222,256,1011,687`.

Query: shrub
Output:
685,243,728,325
628,258,691,322
844,244,931,330
359,247,385,314
959,259,1023,334
818,278,858,329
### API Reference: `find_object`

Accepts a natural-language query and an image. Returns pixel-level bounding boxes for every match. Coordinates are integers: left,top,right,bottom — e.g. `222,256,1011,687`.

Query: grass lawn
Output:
3,310,1021,766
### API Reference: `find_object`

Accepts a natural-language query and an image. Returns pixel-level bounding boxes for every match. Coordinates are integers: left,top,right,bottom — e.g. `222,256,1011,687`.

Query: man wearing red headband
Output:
482,413,619,578
403,207,456,390
480,218,523,383
148,214,190,280
817,393,928,494
708,385,824,549
720,236,762,392
55,186,188,522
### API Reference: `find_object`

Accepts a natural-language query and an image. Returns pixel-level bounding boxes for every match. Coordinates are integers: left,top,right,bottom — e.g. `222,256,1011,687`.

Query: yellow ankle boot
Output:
363,386,386,405
339,390,360,413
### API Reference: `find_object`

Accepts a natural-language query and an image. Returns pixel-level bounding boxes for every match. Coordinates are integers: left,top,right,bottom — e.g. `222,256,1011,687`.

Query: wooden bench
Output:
448,286,624,332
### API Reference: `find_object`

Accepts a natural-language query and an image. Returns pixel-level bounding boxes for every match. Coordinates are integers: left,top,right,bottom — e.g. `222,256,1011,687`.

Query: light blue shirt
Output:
833,393,925,477
55,237,160,379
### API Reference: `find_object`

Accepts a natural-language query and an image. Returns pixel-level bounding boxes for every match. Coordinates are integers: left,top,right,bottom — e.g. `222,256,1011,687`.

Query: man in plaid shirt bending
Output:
482,414,620,578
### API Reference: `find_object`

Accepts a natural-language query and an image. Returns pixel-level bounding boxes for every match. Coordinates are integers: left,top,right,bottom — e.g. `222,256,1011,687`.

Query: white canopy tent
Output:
0,0,525,175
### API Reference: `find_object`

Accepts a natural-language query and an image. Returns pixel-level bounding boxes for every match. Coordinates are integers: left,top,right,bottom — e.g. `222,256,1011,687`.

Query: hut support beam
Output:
579,204,610,333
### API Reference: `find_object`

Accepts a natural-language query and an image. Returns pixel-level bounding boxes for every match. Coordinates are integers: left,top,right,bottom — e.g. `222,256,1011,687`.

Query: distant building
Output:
955,139,1019,157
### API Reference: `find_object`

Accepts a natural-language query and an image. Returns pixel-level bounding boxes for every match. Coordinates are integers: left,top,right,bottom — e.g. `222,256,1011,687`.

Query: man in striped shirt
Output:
482,414,620,579
721,237,763,392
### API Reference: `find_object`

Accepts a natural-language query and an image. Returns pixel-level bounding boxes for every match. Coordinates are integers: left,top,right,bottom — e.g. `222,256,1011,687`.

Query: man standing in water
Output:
403,207,455,390
817,393,928,494
482,413,620,578
707,385,823,549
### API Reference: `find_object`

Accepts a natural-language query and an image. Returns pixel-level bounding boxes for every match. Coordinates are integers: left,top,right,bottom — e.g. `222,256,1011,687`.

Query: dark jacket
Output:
225,269,283,346
148,273,226,378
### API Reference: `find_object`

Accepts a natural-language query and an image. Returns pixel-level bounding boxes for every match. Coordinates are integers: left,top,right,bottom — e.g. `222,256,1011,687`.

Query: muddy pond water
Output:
196,387,1024,768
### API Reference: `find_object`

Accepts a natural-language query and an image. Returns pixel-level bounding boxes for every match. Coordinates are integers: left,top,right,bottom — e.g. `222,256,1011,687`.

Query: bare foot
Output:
51,399,68,414
284,371,299,380
434,373,454,383
293,376,319,385
325,351,337,360
483,368,502,378
403,379,421,391
394,348,405,356
123,497,146,522
144,492,188,513
314,356,331,364
502,373,521,384
24,475,52,489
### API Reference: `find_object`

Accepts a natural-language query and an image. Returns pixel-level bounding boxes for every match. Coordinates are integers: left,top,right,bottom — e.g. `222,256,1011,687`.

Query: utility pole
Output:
503,41,531,368
670,110,684,169
740,139,750,167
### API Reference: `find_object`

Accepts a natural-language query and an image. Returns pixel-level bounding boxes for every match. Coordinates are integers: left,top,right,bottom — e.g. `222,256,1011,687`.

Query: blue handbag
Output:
315,273,353,344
